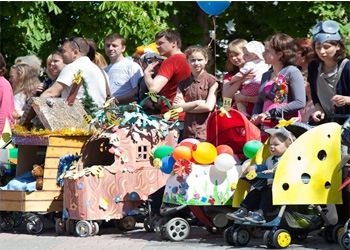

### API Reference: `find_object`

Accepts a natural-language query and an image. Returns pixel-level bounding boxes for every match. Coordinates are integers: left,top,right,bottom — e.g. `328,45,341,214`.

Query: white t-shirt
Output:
240,59,270,84
104,57,143,98
56,56,108,108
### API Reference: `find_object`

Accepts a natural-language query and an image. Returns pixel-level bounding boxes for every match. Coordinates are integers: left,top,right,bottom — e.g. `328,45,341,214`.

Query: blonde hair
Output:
225,39,247,73
15,55,42,75
46,53,54,80
12,63,41,97
93,52,108,69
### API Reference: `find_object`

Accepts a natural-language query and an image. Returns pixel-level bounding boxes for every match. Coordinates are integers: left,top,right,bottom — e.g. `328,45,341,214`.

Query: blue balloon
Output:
197,1,231,16
129,191,140,201
160,156,175,174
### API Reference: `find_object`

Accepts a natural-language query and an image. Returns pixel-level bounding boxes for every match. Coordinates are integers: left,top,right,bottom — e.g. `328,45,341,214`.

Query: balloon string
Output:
212,16,217,75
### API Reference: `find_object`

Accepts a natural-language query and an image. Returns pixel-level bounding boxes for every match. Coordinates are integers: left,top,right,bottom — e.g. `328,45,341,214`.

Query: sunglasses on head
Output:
59,37,81,52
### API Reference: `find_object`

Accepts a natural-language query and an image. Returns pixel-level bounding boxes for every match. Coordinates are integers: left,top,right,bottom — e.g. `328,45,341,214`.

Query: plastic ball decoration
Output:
216,144,234,156
192,142,218,165
197,1,231,16
129,192,140,201
179,138,200,150
243,140,263,159
214,153,237,172
160,156,176,174
153,145,174,159
172,145,192,161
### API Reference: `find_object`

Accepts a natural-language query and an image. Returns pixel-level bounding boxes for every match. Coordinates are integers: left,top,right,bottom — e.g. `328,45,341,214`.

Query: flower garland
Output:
13,124,92,137
273,74,288,104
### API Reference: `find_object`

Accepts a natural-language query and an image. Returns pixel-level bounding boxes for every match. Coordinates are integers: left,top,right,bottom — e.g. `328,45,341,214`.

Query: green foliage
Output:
0,1,60,64
309,2,350,54
0,1,171,66
1,1,349,73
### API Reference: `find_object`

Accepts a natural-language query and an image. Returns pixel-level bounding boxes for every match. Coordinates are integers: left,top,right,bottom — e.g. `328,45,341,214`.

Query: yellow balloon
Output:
192,142,217,164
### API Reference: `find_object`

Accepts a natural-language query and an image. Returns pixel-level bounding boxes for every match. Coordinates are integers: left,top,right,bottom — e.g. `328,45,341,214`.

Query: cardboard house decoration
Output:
19,97,89,131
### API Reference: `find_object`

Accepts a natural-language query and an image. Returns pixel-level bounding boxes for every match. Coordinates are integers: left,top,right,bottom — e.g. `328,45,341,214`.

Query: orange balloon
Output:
216,145,234,156
172,146,192,161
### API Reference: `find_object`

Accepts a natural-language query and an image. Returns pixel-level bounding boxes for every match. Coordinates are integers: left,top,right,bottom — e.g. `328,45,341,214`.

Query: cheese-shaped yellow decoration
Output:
272,123,342,205
232,142,270,207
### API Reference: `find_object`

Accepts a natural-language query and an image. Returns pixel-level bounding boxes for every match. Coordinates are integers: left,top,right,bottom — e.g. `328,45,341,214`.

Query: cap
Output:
312,20,341,44
245,41,265,60
265,126,294,141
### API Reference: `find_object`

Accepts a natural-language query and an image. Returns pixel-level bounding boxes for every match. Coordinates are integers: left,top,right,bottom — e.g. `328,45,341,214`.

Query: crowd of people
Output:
0,19,349,225
0,20,349,141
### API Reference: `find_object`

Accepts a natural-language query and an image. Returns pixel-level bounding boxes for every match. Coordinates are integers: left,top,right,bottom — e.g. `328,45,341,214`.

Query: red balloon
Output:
216,145,234,156
179,141,196,151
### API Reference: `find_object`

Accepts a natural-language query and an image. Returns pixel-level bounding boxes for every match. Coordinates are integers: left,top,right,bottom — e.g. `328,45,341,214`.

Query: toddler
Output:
227,127,295,223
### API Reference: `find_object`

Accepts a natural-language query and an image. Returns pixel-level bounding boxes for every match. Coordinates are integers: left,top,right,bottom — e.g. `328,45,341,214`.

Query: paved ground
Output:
0,222,343,250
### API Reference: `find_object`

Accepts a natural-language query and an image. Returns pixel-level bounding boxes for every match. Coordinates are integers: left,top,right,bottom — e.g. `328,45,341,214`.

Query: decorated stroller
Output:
224,121,345,248
151,108,261,241
58,101,179,237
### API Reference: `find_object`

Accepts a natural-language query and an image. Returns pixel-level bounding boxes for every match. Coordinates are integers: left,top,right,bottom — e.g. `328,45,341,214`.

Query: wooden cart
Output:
0,97,90,233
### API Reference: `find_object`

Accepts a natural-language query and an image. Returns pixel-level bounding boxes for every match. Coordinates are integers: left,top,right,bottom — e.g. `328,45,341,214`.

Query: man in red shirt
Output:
144,29,191,116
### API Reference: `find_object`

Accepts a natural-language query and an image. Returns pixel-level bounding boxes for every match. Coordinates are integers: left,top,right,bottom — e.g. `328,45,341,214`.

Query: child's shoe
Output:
226,208,248,221
245,211,266,224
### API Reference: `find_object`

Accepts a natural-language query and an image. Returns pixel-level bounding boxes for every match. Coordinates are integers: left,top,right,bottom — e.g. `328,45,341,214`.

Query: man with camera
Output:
143,29,191,116
104,33,143,104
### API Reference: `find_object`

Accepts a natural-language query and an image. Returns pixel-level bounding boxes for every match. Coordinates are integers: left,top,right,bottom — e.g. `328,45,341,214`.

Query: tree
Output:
1,1,349,74
0,1,172,66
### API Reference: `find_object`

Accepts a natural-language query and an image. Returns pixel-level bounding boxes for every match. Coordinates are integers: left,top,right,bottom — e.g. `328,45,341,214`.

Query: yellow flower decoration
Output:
276,117,299,128
153,158,162,169
72,70,83,85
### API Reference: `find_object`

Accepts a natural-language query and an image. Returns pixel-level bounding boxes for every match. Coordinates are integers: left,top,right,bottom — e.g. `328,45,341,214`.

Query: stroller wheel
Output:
26,214,44,234
0,215,15,231
144,217,154,232
263,230,274,248
90,221,99,235
339,231,350,250
55,218,65,235
272,229,292,249
75,220,92,237
224,226,235,246
154,217,167,240
164,217,190,241
332,224,345,243
118,216,136,231
232,227,250,246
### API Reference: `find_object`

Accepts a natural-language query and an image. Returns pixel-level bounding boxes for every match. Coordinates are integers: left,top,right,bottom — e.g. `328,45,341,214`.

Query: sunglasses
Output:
59,37,81,53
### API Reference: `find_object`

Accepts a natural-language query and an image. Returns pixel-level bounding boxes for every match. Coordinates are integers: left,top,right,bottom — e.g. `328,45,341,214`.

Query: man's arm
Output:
41,81,65,97
115,87,138,104
143,62,168,93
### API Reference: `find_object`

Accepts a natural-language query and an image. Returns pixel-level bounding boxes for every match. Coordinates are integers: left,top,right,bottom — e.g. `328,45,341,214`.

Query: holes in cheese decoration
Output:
272,122,342,205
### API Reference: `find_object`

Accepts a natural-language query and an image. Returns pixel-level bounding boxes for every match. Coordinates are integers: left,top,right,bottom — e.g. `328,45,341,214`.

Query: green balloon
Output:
153,145,174,159
243,140,263,159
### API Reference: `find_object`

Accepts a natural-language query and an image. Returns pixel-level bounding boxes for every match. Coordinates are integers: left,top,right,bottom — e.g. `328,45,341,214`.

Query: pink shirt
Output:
0,76,15,134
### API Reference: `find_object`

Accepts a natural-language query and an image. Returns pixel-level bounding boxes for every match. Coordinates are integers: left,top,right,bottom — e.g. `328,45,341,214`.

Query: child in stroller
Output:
224,121,344,248
227,126,295,224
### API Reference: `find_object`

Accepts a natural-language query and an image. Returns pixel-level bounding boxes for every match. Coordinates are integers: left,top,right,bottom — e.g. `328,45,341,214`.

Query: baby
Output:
227,127,295,224
229,41,269,116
